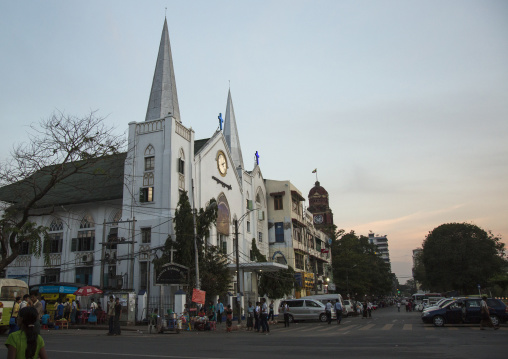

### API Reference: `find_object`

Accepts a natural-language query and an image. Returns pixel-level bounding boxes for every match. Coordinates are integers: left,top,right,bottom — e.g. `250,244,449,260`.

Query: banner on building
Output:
192,288,206,304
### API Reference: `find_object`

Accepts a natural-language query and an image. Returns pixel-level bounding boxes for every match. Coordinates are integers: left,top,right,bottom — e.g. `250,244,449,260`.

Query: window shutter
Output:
90,237,95,251
258,210,264,221
139,188,146,202
71,238,77,252
247,200,253,210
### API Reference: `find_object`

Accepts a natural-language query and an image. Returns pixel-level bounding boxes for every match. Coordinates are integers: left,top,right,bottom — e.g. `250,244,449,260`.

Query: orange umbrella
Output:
73,286,103,296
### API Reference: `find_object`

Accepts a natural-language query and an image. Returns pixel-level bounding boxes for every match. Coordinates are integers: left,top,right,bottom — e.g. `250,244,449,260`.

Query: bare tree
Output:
0,110,126,271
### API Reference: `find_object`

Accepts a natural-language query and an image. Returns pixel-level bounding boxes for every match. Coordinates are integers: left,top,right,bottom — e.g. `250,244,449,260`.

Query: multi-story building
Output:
265,179,332,297
368,233,391,267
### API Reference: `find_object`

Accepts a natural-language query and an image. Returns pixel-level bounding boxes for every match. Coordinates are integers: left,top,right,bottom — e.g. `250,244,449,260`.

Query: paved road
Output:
1,306,507,358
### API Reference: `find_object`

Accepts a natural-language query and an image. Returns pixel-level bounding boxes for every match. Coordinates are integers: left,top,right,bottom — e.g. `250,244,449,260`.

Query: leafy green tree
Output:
251,240,299,298
331,231,393,299
153,191,227,300
420,222,507,294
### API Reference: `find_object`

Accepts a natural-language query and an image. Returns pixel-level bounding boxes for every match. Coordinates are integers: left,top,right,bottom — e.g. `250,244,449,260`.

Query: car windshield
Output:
439,299,453,307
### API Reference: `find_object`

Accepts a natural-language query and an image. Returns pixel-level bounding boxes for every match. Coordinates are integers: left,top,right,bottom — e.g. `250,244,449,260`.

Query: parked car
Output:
421,298,507,327
422,298,455,314
279,299,334,323
343,299,355,316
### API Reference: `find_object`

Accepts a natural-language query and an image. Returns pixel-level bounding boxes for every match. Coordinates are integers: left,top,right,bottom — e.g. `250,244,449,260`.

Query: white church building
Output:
1,18,286,319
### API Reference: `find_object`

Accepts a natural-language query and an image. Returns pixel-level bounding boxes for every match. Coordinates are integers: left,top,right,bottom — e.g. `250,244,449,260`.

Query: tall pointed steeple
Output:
145,18,181,122
224,89,244,170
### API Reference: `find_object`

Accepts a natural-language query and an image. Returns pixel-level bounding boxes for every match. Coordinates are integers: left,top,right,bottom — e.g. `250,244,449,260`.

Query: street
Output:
2,306,507,359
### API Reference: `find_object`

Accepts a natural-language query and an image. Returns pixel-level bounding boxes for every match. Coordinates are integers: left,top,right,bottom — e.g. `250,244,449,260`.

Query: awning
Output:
227,261,288,272
291,190,305,201
292,218,306,228
269,191,286,197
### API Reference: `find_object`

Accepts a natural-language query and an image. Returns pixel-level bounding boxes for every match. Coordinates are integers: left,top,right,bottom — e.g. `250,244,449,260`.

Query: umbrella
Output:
74,286,103,296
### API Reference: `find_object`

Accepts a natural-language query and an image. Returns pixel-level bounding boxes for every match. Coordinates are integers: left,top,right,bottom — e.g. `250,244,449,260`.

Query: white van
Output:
301,294,347,317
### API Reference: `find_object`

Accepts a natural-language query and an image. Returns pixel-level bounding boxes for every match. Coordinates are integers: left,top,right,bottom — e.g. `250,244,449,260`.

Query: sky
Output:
1,0,507,283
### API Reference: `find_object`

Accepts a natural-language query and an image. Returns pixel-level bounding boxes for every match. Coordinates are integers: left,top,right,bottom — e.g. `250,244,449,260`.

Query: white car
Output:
342,300,355,316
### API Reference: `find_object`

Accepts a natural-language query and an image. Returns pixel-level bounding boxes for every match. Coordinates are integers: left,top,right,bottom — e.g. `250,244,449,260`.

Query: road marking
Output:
402,324,412,330
381,324,393,330
317,327,331,332
338,325,357,331
359,324,375,331
46,350,228,359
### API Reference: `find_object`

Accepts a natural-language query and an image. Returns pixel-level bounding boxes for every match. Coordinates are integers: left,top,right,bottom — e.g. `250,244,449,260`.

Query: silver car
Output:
280,299,331,322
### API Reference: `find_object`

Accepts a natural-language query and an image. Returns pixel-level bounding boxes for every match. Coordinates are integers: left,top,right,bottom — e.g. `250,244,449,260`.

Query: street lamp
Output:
234,208,261,324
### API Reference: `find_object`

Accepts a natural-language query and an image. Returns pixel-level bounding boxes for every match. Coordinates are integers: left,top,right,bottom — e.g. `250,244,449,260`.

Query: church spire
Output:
145,18,181,122
224,89,244,170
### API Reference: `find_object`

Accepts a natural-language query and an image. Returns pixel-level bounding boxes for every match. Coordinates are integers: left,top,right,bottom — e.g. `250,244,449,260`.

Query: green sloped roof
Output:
194,138,210,155
0,153,126,209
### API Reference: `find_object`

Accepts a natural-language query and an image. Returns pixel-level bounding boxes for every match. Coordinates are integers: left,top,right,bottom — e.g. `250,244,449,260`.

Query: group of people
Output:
325,300,344,324
106,296,122,336
245,298,270,334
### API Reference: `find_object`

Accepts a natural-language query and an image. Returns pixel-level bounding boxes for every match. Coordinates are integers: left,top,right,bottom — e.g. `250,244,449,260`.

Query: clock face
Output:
314,214,324,224
217,151,227,176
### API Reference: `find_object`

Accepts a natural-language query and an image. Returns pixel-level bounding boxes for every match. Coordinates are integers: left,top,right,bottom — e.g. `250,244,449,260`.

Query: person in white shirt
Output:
325,300,332,324
281,301,290,327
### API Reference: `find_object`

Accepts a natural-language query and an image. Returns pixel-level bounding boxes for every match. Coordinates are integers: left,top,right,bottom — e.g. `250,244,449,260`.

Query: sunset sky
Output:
1,1,507,282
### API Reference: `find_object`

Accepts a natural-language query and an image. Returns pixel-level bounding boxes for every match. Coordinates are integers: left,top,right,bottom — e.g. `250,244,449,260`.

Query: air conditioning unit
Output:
81,254,94,264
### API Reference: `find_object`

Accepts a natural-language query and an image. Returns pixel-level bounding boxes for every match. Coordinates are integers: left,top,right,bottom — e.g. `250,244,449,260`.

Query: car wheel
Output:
490,315,500,327
319,313,327,322
288,314,294,323
433,315,445,327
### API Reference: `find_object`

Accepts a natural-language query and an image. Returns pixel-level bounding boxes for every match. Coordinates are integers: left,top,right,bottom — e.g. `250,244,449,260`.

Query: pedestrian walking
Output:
9,296,21,334
260,298,270,334
282,301,290,327
367,302,373,318
30,294,43,335
207,300,216,322
114,297,122,335
397,302,401,312
254,301,261,332
480,296,499,330
325,300,332,324
268,300,275,322
107,296,115,335
216,299,224,325
247,301,254,331
5,306,48,359
334,300,342,324
225,305,233,333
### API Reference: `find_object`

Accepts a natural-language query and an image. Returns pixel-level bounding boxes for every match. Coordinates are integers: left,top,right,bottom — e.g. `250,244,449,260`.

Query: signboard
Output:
6,267,29,284
192,288,206,304
155,263,189,285
39,285,78,294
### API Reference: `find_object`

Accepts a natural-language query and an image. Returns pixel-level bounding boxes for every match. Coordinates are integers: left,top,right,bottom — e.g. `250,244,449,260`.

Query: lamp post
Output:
234,208,261,324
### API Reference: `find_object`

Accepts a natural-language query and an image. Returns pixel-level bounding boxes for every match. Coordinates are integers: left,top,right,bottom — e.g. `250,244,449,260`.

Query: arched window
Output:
143,173,154,186
72,214,95,252
46,218,63,254
217,193,230,254
178,148,185,190
141,145,155,203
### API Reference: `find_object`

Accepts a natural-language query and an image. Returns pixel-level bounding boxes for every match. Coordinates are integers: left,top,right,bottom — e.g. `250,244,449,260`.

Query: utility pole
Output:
235,219,242,324
191,179,200,289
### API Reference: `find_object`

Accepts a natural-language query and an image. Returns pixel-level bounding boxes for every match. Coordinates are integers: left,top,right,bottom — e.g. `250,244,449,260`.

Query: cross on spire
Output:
218,113,224,131
255,151,260,165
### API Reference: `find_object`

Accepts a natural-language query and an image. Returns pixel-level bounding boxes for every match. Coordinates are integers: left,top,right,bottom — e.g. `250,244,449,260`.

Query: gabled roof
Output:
0,153,126,209
145,18,181,122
